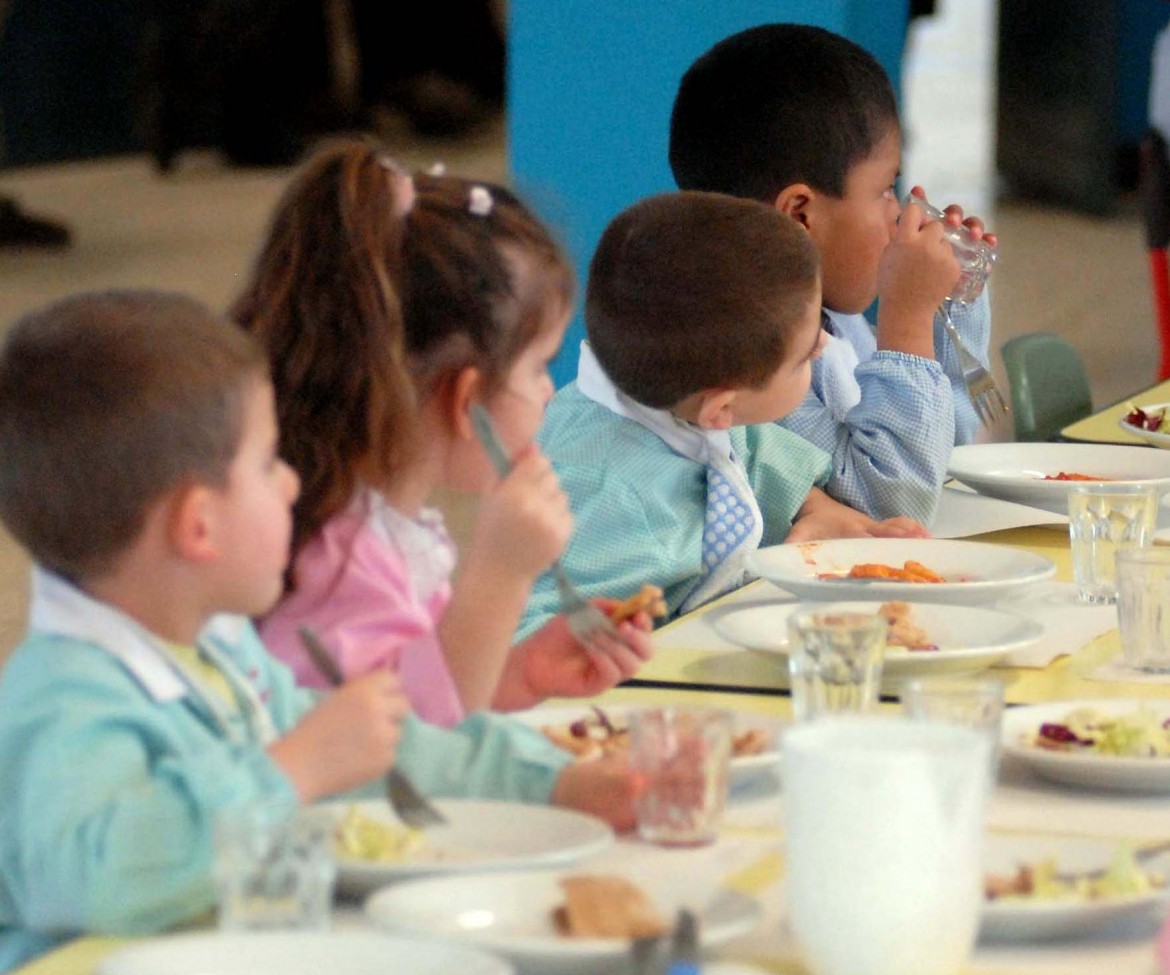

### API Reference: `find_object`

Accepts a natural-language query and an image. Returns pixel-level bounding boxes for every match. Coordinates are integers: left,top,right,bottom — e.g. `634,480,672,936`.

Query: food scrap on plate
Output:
1032,707,1170,758
553,875,668,939
820,561,945,583
985,844,1164,902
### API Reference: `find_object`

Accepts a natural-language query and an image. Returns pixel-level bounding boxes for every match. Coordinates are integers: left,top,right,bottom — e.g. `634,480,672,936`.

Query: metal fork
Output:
297,626,447,829
940,299,1009,427
469,405,623,653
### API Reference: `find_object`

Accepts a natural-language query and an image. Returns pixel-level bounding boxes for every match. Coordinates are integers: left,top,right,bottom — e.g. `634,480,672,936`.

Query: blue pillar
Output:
509,2,910,386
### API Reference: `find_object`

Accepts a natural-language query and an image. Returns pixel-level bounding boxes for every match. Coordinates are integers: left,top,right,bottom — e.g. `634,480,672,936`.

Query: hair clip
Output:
426,162,447,176
468,186,493,217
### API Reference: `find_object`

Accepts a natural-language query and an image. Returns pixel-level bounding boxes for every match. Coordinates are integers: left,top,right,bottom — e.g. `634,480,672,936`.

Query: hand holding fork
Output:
470,405,651,663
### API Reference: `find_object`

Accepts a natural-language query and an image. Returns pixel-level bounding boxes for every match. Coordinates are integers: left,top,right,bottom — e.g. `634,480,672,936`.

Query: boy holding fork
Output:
669,23,998,524
0,291,632,969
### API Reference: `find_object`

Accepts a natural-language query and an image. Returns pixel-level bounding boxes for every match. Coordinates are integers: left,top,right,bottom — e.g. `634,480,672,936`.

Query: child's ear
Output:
694,388,738,430
168,483,219,563
775,183,814,230
447,365,483,441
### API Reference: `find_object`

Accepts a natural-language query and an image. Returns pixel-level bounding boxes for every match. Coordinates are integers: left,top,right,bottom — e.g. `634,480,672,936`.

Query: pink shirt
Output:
259,490,465,727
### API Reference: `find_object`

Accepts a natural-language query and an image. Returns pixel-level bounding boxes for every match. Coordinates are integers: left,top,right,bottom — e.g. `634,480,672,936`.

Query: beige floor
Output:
0,2,1158,662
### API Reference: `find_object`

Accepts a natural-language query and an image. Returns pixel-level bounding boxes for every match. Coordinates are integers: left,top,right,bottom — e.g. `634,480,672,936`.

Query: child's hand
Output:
494,603,654,710
472,446,572,582
910,186,998,249
875,201,960,357
549,753,637,832
268,671,408,802
786,487,930,543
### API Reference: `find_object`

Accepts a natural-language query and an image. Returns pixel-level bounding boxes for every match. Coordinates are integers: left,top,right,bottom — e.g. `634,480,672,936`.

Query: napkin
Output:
993,582,1117,667
930,485,1068,539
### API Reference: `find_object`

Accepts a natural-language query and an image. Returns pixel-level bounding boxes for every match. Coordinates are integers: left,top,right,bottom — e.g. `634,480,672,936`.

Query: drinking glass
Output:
214,799,336,931
1117,547,1170,673
784,716,992,975
787,609,886,722
629,707,732,847
903,192,997,305
900,675,1005,777
1068,482,1159,603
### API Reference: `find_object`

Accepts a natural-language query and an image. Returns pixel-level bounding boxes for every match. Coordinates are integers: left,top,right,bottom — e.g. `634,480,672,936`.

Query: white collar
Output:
29,565,251,703
575,341,735,467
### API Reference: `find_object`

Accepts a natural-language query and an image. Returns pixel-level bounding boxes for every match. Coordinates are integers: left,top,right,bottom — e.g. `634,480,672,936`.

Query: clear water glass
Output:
903,192,997,305
787,609,886,722
1117,547,1170,673
900,675,1005,777
629,707,732,847
214,799,336,932
1068,482,1158,604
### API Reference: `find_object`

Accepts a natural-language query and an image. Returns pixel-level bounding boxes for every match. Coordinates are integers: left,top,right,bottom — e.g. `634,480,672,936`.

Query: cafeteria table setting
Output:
16,383,1170,975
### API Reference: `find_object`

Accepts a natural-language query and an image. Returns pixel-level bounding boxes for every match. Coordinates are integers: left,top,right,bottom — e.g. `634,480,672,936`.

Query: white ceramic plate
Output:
328,799,614,896
747,539,1055,605
707,600,1040,681
1001,699,1170,793
510,705,782,787
947,442,1170,514
97,932,513,975
366,869,761,975
981,832,1170,941
1118,402,1170,450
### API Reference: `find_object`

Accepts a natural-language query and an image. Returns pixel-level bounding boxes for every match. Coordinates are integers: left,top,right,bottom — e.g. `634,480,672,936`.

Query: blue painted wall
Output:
508,2,911,387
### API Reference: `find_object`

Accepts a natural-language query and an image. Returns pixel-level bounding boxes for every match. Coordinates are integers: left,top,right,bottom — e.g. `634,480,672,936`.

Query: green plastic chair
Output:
1000,333,1093,442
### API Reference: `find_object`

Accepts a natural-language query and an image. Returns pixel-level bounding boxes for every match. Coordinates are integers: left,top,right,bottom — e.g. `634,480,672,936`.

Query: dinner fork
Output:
469,405,624,655
940,300,1009,427
297,626,447,830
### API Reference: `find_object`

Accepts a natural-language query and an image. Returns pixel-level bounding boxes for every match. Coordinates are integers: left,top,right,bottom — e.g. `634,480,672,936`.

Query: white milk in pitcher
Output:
783,717,991,975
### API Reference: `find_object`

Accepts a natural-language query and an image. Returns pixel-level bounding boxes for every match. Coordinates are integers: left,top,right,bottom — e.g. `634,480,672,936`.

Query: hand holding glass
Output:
629,707,732,847
903,192,996,305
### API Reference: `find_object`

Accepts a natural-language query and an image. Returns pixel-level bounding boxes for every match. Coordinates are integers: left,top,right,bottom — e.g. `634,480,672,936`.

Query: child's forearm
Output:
875,302,935,358
439,552,534,711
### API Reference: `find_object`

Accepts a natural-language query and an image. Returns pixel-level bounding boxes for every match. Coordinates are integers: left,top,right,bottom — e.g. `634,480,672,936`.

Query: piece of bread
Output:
556,875,669,939
608,584,667,623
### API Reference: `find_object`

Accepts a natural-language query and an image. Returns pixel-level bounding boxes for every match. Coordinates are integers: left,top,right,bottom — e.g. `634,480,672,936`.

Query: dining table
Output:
13,518,1170,975
1061,377,1170,445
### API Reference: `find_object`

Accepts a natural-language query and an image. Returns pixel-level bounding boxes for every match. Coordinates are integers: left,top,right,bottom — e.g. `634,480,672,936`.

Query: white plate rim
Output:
1118,402,1170,448
747,539,1056,603
364,868,762,961
705,599,1042,671
1001,699,1170,791
329,798,615,889
980,832,1170,940
509,704,783,774
96,931,514,975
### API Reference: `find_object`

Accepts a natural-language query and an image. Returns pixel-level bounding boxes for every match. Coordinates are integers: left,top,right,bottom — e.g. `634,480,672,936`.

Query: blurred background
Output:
0,0,1167,658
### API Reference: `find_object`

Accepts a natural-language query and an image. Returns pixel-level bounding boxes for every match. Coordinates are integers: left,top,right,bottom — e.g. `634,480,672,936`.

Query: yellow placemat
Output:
1061,378,1170,444
13,936,128,975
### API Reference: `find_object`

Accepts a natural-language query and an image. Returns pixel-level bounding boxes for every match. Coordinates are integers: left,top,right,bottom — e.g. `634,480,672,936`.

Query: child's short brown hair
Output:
0,290,267,581
585,191,819,409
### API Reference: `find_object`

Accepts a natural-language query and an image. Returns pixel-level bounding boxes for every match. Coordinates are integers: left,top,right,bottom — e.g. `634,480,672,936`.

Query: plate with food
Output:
327,799,614,895
366,869,761,975
513,705,782,787
97,932,512,975
946,442,1170,514
980,832,1170,941
1000,699,1170,792
707,600,1040,681
747,538,1056,605
1118,402,1170,450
